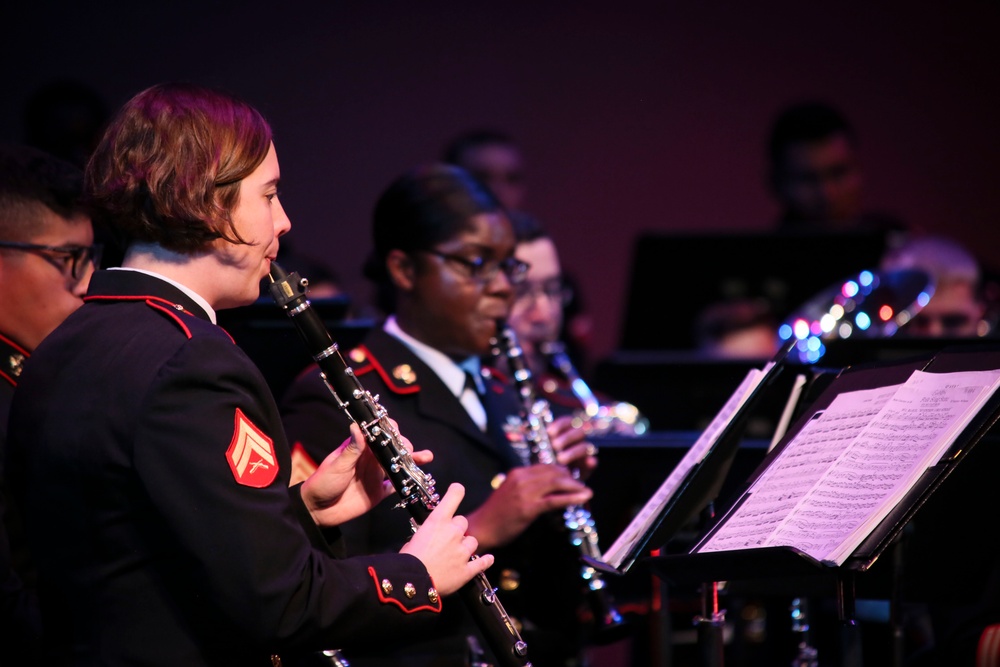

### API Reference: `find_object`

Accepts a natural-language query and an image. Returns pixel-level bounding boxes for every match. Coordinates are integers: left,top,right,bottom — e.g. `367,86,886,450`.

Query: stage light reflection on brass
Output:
778,268,934,364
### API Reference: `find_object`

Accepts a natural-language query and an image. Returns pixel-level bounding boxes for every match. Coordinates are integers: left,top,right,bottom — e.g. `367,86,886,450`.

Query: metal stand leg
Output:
837,572,863,667
695,581,725,667
791,596,819,667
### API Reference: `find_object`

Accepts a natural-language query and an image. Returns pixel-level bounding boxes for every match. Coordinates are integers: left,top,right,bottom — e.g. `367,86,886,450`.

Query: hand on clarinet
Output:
546,414,599,482
301,421,433,527
400,483,494,596
466,463,593,550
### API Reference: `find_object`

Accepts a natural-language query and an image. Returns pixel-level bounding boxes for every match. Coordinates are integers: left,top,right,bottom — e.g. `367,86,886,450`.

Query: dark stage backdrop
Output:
4,1,999,371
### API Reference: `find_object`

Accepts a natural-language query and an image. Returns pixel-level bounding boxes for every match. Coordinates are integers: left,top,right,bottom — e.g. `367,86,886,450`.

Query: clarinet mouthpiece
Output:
269,260,289,283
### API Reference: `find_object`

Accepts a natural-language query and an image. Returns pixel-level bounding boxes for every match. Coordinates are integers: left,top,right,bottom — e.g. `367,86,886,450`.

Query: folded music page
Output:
694,368,1000,566
601,362,774,570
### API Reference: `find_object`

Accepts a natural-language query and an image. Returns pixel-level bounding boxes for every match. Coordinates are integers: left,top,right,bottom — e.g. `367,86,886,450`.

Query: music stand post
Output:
693,504,725,667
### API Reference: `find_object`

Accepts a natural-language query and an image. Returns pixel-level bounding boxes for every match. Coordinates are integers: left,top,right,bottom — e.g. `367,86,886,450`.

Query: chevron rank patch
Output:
226,408,278,487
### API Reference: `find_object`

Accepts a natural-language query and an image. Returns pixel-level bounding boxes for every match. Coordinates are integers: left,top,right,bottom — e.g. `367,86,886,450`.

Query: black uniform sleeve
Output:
133,334,441,652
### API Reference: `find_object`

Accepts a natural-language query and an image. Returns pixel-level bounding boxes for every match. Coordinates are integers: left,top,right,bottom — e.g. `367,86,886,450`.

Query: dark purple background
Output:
5,1,998,368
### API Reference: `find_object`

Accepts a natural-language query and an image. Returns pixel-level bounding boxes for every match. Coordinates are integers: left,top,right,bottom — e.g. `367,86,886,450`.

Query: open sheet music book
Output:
693,367,1000,566
601,360,778,571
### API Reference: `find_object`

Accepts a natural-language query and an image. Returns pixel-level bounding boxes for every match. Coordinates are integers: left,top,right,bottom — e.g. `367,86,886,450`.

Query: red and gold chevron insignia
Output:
226,408,278,487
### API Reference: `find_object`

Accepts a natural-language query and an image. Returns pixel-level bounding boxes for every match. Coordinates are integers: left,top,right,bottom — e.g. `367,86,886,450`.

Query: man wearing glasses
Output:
0,143,98,664
879,233,991,338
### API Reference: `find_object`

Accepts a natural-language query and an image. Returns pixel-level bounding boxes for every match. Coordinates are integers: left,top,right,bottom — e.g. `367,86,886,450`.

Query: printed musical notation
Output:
695,368,1000,566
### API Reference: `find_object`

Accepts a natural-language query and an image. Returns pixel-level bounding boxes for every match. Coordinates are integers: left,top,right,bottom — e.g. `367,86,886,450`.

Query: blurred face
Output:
0,210,95,350
215,142,290,308
904,281,985,338
400,212,519,358
459,143,526,212
509,237,564,358
775,133,863,228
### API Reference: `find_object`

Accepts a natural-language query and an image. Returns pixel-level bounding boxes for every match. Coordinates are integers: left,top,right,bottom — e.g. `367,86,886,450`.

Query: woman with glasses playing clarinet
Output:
280,163,600,667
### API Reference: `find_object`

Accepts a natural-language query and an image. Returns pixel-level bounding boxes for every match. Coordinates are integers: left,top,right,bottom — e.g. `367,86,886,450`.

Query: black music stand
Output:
592,341,800,577
586,341,810,666
643,343,1000,667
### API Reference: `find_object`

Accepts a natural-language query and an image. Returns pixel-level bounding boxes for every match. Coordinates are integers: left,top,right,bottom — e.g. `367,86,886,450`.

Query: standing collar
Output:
87,270,214,323
109,267,217,323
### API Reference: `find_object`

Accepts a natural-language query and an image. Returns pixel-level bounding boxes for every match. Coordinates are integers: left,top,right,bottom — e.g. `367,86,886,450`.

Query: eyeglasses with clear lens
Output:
0,241,103,281
514,278,573,307
424,250,529,285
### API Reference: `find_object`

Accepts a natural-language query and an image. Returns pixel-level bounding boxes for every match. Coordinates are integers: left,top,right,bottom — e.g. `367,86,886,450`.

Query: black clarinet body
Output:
492,323,630,645
268,263,531,667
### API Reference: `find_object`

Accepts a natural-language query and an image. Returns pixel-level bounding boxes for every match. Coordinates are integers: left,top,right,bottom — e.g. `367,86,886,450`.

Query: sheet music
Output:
696,368,1000,565
601,365,769,570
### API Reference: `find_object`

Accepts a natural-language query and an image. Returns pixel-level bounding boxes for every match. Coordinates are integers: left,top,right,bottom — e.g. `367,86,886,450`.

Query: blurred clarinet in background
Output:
540,341,648,437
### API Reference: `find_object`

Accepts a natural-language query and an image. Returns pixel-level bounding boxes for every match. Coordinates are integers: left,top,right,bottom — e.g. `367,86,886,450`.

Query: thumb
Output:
326,422,366,469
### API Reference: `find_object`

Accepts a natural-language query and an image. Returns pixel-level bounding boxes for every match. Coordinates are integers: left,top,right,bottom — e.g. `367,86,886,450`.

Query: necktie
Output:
459,364,487,431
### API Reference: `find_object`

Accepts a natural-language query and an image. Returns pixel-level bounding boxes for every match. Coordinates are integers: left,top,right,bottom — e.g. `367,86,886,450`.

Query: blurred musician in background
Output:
692,296,781,360
495,211,648,435
766,99,911,238
879,232,992,339
442,128,528,215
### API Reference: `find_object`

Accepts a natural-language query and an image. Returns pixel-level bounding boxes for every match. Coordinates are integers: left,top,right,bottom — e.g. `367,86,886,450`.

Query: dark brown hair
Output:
85,82,272,254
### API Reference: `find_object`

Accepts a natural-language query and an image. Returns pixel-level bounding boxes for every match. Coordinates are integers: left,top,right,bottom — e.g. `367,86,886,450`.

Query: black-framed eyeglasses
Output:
423,250,530,285
0,241,103,281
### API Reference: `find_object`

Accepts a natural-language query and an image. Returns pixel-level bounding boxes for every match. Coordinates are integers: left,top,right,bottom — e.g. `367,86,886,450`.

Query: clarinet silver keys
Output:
492,323,630,644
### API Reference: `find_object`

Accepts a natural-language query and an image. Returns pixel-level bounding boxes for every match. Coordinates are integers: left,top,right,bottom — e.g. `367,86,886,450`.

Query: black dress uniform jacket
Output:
281,327,590,667
0,333,43,662
6,271,442,667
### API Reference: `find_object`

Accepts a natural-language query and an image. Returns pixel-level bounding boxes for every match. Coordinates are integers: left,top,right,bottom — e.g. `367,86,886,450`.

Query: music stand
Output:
644,343,1000,666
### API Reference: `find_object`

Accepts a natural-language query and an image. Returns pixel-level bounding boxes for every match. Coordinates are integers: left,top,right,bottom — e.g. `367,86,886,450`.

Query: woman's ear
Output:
386,249,415,292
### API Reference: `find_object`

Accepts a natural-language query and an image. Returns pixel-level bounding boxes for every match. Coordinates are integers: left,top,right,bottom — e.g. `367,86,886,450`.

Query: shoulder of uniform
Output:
346,345,420,394
85,294,227,342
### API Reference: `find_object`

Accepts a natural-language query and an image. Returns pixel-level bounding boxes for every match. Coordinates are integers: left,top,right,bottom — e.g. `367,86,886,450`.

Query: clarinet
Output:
268,263,531,667
492,323,629,644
